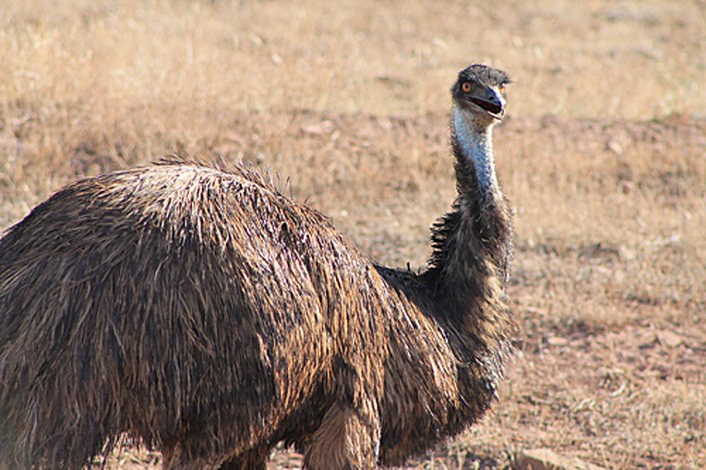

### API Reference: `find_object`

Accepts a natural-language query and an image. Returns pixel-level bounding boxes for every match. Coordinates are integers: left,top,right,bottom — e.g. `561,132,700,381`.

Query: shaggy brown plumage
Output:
0,64,516,470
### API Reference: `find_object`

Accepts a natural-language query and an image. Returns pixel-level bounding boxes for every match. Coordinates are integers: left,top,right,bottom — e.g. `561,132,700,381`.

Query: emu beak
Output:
468,88,505,119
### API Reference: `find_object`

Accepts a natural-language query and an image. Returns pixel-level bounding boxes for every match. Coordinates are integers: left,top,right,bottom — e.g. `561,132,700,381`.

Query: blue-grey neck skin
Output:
453,106,499,198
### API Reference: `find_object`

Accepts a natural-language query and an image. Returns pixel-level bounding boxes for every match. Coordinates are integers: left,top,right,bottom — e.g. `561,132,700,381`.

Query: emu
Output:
0,64,516,469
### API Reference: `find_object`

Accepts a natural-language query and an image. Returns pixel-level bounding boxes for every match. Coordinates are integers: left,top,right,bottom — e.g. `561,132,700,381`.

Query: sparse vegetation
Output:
1,0,704,468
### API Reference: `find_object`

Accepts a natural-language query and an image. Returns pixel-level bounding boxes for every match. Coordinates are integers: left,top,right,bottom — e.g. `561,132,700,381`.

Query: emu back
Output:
0,162,371,468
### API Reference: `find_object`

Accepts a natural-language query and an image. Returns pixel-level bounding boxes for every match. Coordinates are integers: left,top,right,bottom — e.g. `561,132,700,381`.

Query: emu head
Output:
452,64,511,129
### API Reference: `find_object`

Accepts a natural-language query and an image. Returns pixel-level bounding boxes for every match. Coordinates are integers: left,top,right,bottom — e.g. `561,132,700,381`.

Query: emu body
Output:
0,65,515,469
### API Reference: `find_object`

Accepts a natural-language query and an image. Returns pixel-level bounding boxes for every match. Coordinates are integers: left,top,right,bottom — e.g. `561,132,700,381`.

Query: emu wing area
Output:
0,163,385,464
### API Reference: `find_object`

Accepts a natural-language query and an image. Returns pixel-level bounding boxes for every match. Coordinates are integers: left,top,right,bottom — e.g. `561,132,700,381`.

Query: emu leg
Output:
304,402,380,470
218,446,269,470
161,446,221,470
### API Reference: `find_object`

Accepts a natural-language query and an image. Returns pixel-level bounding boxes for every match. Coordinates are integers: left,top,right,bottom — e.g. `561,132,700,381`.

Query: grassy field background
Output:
1,0,704,468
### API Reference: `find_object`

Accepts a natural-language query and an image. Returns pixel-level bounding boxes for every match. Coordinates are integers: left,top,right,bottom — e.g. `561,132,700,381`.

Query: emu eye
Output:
461,82,472,92
499,83,506,93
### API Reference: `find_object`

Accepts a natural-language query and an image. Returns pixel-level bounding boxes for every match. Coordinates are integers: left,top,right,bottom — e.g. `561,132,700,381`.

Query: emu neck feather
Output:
453,107,498,196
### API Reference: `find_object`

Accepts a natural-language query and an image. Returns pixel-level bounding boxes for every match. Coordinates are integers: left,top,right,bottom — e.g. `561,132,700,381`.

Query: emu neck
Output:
425,106,513,304
453,107,498,198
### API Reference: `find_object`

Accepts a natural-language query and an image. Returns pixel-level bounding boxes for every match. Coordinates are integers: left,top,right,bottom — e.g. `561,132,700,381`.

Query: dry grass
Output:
1,0,705,468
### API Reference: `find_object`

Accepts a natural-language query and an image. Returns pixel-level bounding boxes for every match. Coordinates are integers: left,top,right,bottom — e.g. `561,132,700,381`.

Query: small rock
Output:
658,330,684,348
606,140,623,155
514,448,606,470
617,245,636,261
546,336,569,346
300,120,333,135
636,329,658,349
